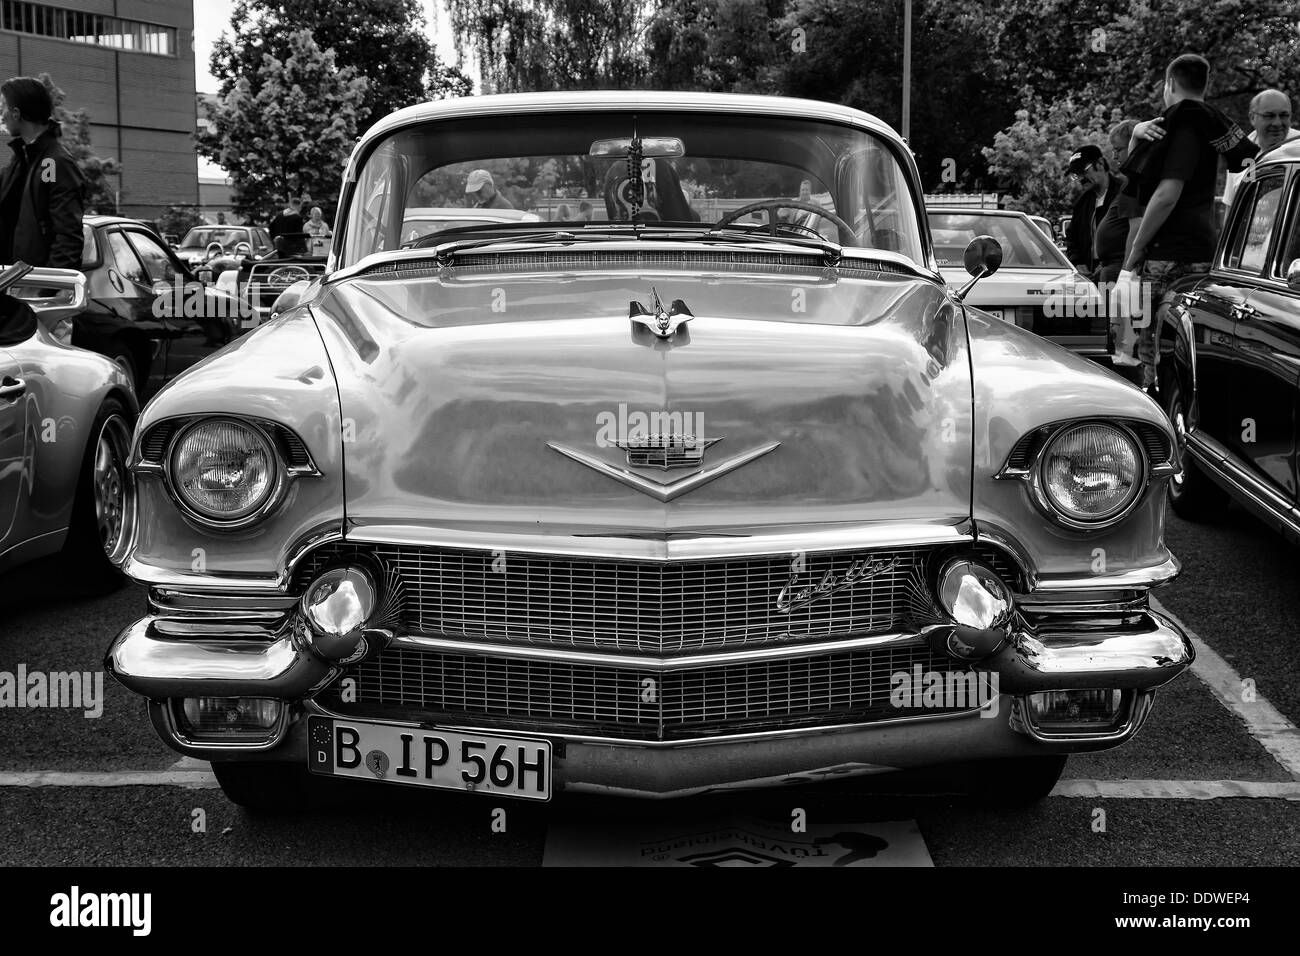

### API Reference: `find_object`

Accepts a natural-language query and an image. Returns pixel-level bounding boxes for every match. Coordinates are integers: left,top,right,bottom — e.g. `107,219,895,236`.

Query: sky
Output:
192,0,464,94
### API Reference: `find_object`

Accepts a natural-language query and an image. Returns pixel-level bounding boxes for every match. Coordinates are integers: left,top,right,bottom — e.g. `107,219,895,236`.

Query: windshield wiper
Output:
697,223,843,266
423,229,627,264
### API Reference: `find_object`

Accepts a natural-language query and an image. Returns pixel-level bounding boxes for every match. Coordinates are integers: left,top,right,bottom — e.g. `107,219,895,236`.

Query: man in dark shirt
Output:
464,170,514,210
1119,54,1256,390
1064,144,1123,276
0,76,84,268
268,196,305,255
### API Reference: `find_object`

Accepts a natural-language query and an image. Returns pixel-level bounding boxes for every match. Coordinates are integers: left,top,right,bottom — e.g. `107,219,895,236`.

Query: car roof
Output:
347,91,904,184
1259,138,1300,167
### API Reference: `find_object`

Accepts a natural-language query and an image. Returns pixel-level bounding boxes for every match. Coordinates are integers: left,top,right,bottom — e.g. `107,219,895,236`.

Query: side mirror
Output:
955,235,1002,301
7,267,87,326
1286,258,1300,293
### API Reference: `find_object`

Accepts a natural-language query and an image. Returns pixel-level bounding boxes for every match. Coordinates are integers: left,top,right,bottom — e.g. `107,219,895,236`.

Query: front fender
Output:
124,308,345,588
966,311,1177,587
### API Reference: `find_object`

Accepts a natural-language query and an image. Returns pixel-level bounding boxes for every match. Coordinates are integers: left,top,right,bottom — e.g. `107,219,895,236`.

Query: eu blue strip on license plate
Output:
308,716,552,801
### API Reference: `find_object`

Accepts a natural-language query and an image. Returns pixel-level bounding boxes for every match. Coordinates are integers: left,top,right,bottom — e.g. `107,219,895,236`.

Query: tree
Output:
446,0,651,92
157,205,208,238
209,0,467,130
981,89,1122,220
39,74,120,213
197,31,368,220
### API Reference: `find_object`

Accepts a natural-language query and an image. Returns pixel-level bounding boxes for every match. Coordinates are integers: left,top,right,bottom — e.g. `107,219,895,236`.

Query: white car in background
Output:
399,207,541,245
929,207,1107,359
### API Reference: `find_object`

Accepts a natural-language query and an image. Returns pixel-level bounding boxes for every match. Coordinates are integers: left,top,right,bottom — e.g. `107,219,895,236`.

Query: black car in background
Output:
1159,139,1300,540
65,216,244,399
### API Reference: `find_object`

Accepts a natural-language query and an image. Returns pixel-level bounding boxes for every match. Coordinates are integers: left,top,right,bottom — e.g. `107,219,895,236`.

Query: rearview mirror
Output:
1286,258,1300,292
589,136,685,158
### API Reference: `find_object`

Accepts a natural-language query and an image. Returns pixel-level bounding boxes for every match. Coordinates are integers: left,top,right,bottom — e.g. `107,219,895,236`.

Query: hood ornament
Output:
630,288,694,339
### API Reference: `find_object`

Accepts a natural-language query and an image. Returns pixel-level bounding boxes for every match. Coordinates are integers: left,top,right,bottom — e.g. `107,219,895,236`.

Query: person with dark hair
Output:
0,75,85,268
1063,144,1123,275
1116,54,1257,390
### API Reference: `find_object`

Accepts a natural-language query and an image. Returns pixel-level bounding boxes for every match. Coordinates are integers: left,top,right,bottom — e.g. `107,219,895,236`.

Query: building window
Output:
0,0,177,57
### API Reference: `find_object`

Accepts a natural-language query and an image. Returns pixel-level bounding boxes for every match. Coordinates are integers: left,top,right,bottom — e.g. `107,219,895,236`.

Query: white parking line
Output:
1053,779,1300,800
0,770,217,788
0,770,1297,800
1153,596,1300,778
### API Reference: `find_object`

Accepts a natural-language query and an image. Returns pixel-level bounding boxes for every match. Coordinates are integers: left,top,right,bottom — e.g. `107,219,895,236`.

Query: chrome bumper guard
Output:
106,603,1192,705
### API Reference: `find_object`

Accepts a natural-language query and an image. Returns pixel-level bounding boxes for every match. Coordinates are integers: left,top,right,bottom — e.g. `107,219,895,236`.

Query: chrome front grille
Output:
317,642,986,740
295,544,993,653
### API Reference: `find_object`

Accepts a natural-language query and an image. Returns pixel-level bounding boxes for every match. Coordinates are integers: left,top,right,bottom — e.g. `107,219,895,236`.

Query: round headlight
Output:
169,418,278,522
1039,423,1143,523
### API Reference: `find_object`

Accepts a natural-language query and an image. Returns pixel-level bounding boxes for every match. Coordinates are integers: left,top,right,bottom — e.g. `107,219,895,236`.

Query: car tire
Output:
60,396,135,595
212,762,309,812
1164,378,1228,521
961,755,1068,806
107,344,140,395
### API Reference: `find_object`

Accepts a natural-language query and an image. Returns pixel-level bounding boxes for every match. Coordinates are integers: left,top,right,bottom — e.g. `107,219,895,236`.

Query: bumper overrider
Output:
105,544,1193,798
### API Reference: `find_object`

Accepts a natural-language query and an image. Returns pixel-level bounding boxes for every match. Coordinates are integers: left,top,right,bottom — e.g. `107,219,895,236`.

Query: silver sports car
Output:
0,265,138,590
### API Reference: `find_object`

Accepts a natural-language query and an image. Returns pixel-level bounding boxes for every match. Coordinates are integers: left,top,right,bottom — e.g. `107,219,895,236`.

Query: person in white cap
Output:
465,169,513,209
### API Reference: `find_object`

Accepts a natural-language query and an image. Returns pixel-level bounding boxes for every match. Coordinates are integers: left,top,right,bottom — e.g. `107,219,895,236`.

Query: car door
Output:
1182,171,1286,451
0,345,26,546
99,227,169,396
123,228,236,382
1231,166,1300,503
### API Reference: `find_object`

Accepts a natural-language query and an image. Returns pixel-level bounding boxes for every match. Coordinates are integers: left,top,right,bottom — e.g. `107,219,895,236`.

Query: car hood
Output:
310,262,974,536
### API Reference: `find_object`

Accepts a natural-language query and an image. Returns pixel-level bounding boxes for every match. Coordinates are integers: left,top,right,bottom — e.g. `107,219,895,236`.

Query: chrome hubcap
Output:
93,416,131,555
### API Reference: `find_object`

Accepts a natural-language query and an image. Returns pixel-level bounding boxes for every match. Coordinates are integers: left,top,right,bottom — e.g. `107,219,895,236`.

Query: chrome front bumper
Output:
107,595,1193,793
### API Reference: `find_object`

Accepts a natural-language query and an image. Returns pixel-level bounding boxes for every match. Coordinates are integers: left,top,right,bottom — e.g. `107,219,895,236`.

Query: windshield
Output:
341,110,924,267
181,227,249,248
929,212,1070,269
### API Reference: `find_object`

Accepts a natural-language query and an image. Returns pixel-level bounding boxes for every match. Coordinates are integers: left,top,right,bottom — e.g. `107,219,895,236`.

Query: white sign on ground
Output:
543,817,932,867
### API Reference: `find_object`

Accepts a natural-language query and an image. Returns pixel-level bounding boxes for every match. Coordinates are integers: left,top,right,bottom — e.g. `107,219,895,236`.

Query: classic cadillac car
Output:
106,92,1193,809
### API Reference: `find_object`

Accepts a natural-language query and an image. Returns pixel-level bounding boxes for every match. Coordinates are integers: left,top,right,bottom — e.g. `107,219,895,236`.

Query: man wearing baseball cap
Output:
465,169,513,210
1063,144,1123,277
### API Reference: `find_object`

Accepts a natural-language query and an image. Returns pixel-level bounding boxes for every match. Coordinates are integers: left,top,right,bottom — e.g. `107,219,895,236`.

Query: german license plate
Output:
308,716,551,801
984,307,1005,320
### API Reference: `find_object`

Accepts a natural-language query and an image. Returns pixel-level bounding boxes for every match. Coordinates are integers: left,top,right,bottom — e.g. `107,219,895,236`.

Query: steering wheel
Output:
715,200,856,244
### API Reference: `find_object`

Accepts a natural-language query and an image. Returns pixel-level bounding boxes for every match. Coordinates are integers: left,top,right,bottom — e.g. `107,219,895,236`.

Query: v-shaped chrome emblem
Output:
548,438,779,502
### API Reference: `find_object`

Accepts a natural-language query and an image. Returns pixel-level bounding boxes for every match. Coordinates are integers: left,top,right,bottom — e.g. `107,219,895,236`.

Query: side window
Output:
81,224,98,267
126,231,179,283
1226,175,1284,273
105,231,147,285
1273,176,1300,280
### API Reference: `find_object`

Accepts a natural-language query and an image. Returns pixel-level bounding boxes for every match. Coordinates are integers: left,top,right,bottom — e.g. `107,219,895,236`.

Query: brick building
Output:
0,0,198,219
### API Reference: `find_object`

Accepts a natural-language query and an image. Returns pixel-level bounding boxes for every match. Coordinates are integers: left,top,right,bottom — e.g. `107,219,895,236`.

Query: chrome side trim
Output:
341,520,975,561
1030,555,1181,591
389,629,933,671
125,525,345,592
1186,430,1300,537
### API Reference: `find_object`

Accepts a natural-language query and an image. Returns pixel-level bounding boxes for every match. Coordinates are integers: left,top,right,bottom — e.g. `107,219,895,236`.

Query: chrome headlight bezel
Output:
1029,421,1146,529
161,416,288,529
